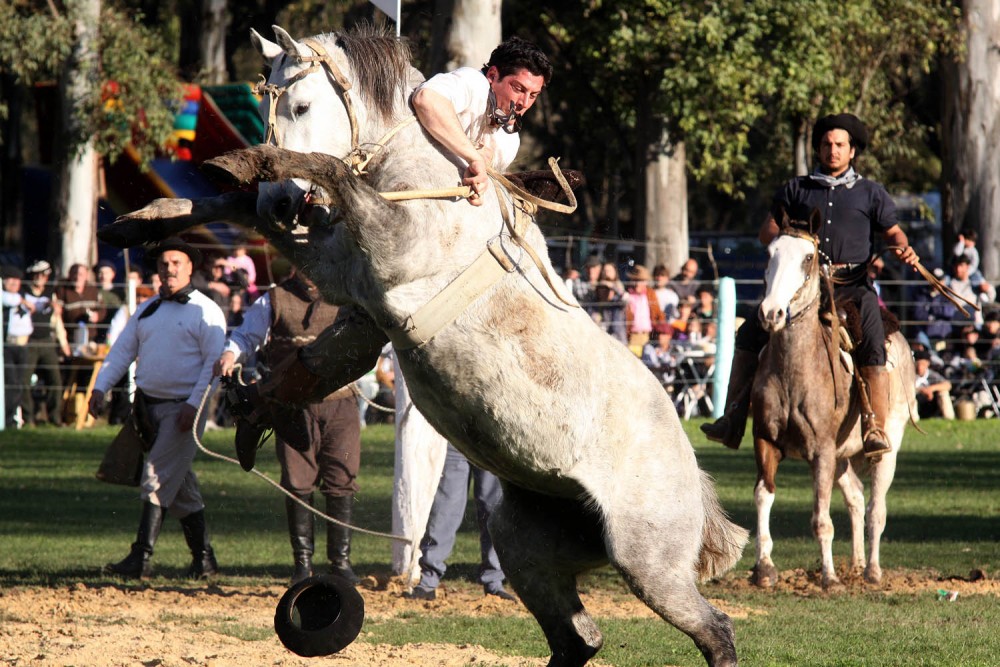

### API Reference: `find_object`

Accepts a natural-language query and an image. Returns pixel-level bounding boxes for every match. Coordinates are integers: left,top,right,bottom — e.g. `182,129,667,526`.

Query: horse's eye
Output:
294,103,310,117
805,254,814,263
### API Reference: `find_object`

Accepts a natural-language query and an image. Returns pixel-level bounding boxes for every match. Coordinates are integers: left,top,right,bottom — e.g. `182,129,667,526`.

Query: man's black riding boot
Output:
287,494,315,585
105,501,165,579
326,494,360,585
180,509,219,579
700,349,759,449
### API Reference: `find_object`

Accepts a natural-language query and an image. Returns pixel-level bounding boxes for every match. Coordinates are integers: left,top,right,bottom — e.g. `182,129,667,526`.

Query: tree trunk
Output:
644,136,688,274
794,116,810,176
0,74,24,249
53,0,101,272
942,0,1000,281
443,0,501,70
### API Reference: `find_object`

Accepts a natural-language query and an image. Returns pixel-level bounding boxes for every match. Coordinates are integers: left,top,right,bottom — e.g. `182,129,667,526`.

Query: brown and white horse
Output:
750,213,916,588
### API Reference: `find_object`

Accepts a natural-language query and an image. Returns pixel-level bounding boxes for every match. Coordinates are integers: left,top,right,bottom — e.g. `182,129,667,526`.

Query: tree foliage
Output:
515,0,961,234
0,0,181,165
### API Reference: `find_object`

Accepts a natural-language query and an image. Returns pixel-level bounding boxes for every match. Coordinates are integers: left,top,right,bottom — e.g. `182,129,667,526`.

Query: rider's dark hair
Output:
482,36,552,86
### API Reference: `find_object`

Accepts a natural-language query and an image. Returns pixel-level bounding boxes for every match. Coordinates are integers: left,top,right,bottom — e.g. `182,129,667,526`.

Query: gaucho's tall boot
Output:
105,501,165,579
287,494,315,585
326,494,361,585
180,509,219,579
859,365,892,460
700,349,759,449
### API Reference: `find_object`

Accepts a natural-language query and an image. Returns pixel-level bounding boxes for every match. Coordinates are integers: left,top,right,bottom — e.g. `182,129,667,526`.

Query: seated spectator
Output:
227,291,246,332
913,282,956,350
223,237,258,299
599,262,625,298
93,259,123,344
671,301,695,338
978,310,1000,360
641,322,677,388
914,349,954,419
591,283,627,345
652,264,680,320
562,265,579,293
695,287,716,322
55,263,105,347
576,255,603,315
624,264,666,351
3,265,33,427
944,255,995,329
953,227,983,282
670,258,701,303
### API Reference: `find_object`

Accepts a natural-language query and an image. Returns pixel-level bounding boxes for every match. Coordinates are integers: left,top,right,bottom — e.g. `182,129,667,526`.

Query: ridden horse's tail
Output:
697,470,749,580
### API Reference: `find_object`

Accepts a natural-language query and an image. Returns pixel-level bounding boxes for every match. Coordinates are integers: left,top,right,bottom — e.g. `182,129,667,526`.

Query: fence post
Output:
712,277,736,419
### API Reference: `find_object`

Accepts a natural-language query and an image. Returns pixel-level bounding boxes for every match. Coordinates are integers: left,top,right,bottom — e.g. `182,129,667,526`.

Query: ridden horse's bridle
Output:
772,226,823,327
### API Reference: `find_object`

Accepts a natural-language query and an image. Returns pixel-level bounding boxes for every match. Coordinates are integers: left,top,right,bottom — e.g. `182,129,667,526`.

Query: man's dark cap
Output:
150,238,202,265
812,113,869,155
913,349,931,361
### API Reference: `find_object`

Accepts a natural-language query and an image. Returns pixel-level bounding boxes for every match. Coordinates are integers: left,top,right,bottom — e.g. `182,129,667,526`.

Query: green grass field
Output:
1,418,997,666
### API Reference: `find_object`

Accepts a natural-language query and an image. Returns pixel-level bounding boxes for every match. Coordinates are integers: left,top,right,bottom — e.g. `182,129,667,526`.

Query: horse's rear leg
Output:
605,509,738,667
835,459,866,573
752,437,781,587
866,450,899,584
490,486,607,667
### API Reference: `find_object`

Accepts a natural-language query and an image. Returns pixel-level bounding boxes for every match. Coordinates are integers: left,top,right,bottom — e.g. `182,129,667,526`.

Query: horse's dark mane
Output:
325,25,413,122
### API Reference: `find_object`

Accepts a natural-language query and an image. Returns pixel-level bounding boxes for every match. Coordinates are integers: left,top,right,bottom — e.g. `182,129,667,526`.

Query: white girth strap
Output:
387,234,520,350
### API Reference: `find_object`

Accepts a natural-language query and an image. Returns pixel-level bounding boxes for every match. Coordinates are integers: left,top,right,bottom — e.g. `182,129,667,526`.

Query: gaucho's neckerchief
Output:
138,283,195,320
808,166,861,190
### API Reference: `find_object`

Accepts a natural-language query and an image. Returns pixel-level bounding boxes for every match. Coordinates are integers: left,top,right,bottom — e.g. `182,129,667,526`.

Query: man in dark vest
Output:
216,269,362,585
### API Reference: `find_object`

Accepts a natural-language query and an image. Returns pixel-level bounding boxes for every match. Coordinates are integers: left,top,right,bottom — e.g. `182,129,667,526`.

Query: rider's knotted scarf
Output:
138,283,196,320
808,166,862,190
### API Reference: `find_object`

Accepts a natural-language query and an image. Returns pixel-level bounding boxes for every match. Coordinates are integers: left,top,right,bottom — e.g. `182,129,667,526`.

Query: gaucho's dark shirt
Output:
771,175,897,265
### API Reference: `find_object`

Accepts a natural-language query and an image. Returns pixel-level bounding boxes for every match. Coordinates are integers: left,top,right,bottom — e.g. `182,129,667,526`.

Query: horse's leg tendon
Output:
751,437,780,587
604,510,738,667
835,460,866,573
811,449,840,588
489,486,606,667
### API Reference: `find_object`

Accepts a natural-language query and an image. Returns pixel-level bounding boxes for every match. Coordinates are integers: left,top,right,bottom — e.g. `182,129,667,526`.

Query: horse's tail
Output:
696,469,749,581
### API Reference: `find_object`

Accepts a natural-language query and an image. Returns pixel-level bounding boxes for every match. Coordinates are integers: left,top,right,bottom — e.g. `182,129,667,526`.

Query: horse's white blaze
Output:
760,235,815,332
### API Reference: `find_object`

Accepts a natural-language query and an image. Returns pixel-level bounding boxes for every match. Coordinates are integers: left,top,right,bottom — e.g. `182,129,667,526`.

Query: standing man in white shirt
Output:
89,239,227,579
2,265,33,427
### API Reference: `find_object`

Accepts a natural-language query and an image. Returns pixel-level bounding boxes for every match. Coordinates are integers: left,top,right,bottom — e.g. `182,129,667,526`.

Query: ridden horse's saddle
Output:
821,300,901,373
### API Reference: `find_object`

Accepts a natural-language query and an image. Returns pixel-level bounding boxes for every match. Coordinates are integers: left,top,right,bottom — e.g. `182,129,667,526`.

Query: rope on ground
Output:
191,378,412,544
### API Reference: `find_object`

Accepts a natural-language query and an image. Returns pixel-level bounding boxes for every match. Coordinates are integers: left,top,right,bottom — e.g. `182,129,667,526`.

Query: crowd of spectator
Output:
566,255,718,416
1,237,261,429
908,228,998,419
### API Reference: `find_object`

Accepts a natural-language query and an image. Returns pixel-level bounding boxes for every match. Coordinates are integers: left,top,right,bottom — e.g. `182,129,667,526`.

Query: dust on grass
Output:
0,568,994,667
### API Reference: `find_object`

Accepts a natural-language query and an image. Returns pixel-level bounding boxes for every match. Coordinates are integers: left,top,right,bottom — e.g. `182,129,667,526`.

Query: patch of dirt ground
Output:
0,568,994,667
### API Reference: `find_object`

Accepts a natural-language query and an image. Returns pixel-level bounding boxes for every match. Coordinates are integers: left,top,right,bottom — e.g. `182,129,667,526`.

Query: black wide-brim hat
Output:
149,238,202,266
274,574,365,657
811,113,869,155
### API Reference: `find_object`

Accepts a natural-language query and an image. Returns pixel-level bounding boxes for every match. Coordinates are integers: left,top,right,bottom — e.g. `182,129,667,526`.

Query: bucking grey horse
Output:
100,25,748,667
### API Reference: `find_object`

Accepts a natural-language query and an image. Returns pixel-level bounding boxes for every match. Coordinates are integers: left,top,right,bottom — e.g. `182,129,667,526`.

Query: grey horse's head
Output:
250,26,418,228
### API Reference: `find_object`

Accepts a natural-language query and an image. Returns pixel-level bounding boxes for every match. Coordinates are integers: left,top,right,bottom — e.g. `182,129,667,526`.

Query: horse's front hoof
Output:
750,562,778,587
821,575,845,592
864,564,883,585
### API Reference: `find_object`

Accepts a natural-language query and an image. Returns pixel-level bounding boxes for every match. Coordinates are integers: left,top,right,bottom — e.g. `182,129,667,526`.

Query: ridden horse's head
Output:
759,209,822,333
250,25,419,227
